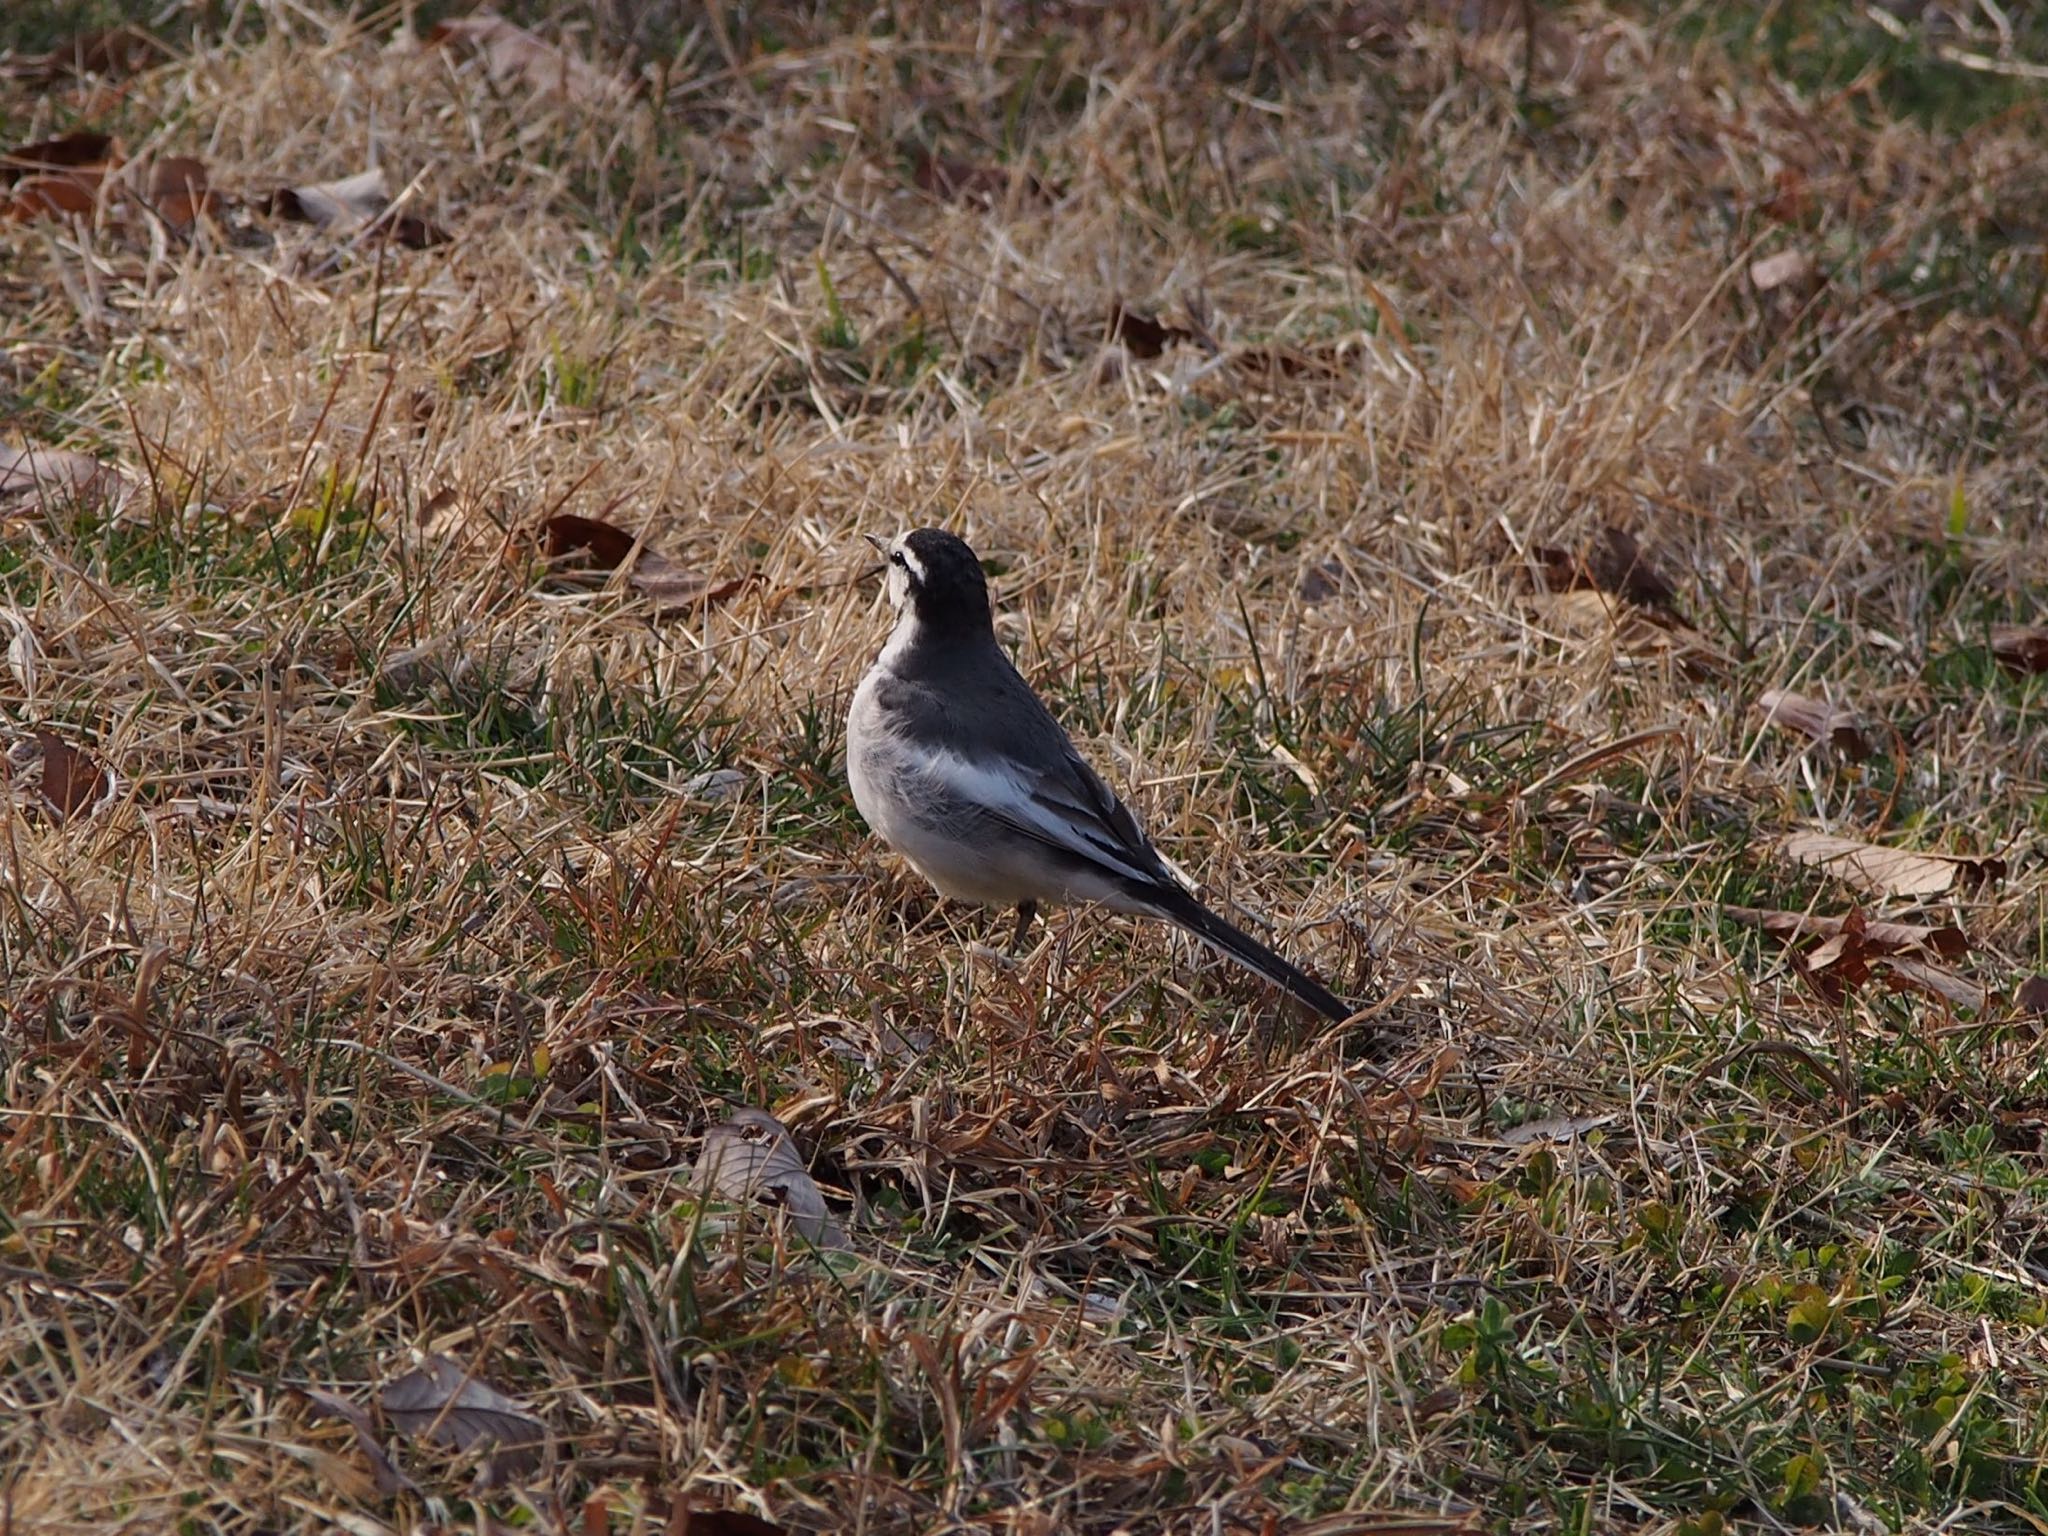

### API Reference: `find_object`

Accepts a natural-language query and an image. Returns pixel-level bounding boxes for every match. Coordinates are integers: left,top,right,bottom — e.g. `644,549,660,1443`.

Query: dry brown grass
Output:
4,2,2048,1532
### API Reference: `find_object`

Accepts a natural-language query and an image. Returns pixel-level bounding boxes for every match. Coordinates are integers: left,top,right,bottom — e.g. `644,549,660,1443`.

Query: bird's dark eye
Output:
889,551,907,567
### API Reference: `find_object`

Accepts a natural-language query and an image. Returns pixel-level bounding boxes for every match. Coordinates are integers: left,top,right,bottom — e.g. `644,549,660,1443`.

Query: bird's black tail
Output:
1141,884,1355,1022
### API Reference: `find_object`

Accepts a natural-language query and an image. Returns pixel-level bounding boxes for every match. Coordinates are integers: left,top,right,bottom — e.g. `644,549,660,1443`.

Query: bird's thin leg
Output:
1009,900,1039,955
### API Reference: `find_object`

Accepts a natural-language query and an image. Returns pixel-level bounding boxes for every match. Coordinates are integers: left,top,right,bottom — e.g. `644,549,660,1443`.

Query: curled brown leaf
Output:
1756,689,1871,761
35,730,110,822
1990,625,2048,677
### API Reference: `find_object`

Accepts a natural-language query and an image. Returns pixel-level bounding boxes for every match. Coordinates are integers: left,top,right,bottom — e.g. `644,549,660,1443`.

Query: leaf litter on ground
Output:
1782,831,2005,899
1756,689,1873,760
379,1354,549,1487
690,1108,847,1249
543,513,758,614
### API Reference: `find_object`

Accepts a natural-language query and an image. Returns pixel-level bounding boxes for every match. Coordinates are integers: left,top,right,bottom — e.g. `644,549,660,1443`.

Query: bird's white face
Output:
880,536,927,614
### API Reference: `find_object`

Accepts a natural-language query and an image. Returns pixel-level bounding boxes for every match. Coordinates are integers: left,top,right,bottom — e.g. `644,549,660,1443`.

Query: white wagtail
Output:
846,527,1354,1022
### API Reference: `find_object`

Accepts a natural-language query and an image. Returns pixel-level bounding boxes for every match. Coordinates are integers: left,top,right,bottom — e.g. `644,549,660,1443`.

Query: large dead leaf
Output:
265,167,445,249
144,154,215,228
1533,525,1677,609
1783,832,2004,900
1109,303,1200,359
691,1108,846,1249
2,131,118,221
0,444,133,513
1728,904,1972,1005
543,514,758,615
426,13,630,106
1990,625,2048,677
1750,248,1818,293
35,730,110,822
381,1355,548,1486
1756,689,1871,761
1881,957,1985,1012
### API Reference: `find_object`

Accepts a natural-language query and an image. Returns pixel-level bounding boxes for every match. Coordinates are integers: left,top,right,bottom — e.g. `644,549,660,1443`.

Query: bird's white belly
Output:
848,672,1061,907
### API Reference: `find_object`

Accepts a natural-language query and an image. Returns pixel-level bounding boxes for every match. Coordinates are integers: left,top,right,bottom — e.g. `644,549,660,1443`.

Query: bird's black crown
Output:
895,527,993,636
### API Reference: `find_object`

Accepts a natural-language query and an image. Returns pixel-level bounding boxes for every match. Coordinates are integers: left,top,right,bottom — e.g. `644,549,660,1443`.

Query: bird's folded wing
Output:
922,744,1168,889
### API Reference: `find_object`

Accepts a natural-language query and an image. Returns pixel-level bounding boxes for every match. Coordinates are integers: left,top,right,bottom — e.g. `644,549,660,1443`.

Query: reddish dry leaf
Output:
2018,976,2048,1016
543,512,637,568
36,729,109,821
427,12,630,106
1,132,116,222
145,155,213,227
1109,303,1198,359
1534,525,1676,609
1783,832,2004,900
909,148,1053,206
544,515,758,614
1750,248,1818,293
381,1355,547,1486
1990,625,2048,676
1724,905,1967,961
1755,688,1871,761
1,131,113,181
666,1500,791,1536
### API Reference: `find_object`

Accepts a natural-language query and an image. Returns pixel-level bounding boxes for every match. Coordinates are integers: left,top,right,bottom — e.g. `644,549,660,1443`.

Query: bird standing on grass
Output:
846,527,1355,1022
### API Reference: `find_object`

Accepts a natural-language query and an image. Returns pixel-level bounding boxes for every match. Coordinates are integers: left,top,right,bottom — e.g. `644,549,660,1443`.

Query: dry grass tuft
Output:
4,2,2048,1531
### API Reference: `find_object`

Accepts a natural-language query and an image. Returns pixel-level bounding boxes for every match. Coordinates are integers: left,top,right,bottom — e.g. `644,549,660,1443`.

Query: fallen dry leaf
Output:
1783,832,2004,900
1750,248,1818,293
1533,525,1677,609
381,1355,548,1486
1,130,113,180
1756,688,1871,761
265,167,445,248
691,1108,846,1248
543,512,637,567
1109,303,1199,359
909,148,1053,206
1,444,131,513
1881,957,1985,1012
543,514,759,615
35,729,110,822
666,1499,792,1536
300,1387,418,1497
1498,1113,1617,1146
2018,976,2048,1016
144,155,214,227
2,131,118,222
1729,904,1973,1005
1990,625,2048,676
427,12,630,106
1724,905,1967,961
